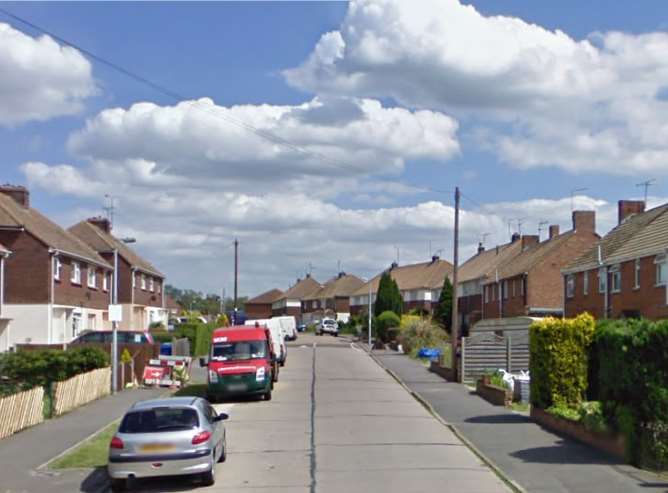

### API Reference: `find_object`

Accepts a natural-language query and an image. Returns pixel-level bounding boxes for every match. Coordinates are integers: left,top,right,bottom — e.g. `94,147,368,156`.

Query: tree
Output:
374,272,403,317
435,276,453,332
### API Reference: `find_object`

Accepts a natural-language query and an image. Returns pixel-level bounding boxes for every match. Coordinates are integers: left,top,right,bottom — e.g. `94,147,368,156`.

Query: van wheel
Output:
110,479,126,492
264,389,272,401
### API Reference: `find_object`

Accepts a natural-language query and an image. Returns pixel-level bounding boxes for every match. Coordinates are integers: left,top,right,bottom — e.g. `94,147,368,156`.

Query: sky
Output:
2,0,668,297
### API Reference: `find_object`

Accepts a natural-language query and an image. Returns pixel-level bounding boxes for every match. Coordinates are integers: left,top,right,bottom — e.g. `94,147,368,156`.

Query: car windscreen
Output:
323,320,336,325
119,407,199,433
211,340,267,361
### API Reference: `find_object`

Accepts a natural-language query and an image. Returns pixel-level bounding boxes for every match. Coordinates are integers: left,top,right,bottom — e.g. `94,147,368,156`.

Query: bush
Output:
529,313,595,409
547,403,581,422
376,311,401,342
151,332,174,344
0,347,109,395
594,318,668,468
374,272,403,317
397,317,449,358
194,323,216,356
579,401,608,434
148,321,165,331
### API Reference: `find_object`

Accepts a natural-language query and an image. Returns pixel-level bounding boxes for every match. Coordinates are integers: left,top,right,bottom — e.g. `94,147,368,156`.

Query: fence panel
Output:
0,386,44,439
172,338,191,357
52,367,111,416
461,332,530,383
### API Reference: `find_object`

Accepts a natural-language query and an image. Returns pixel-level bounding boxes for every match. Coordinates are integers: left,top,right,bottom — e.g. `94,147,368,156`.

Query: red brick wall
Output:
0,231,50,304
54,257,110,309
334,296,350,313
132,271,163,307
404,300,433,313
481,277,527,318
565,255,668,320
272,306,301,318
458,294,482,329
246,302,273,319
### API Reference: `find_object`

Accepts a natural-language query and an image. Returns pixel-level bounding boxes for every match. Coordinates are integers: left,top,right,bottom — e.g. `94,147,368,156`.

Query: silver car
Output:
108,397,228,491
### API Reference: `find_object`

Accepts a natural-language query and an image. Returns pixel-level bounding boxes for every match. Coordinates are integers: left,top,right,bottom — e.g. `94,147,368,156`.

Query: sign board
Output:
109,304,123,322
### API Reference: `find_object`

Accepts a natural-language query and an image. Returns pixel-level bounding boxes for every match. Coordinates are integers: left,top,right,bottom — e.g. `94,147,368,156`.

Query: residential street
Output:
120,334,510,493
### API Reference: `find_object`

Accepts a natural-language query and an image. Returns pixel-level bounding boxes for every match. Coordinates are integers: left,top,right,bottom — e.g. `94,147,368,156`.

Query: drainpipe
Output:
49,253,56,344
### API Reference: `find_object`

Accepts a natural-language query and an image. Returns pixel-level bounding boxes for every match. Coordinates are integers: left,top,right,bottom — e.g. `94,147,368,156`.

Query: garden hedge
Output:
529,313,595,409
594,318,668,469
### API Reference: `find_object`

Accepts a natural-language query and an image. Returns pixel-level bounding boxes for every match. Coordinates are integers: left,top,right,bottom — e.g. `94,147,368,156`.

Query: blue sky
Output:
2,1,668,295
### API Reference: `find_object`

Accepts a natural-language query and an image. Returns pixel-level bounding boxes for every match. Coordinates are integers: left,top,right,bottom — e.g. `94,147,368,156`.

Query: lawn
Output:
49,421,118,469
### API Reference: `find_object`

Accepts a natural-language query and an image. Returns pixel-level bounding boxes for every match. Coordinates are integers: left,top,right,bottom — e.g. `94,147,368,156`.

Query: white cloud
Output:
286,0,668,175
0,23,95,125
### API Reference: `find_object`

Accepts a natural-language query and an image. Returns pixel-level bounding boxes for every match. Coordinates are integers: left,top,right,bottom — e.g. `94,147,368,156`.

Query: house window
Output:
484,285,489,303
583,271,589,296
132,273,136,288
71,261,81,285
634,259,640,289
598,267,607,293
157,282,161,294
141,274,147,290
87,266,96,288
54,258,62,281
149,278,154,292
512,279,516,297
610,265,621,293
503,280,508,299
103,273,109,291
520,278,524,296
655,255,666,286
566,274,575,298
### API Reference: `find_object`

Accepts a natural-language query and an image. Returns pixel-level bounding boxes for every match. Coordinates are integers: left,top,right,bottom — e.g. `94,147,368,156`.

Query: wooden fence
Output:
52,367,111,416
0,386,44,439
461,332,530,383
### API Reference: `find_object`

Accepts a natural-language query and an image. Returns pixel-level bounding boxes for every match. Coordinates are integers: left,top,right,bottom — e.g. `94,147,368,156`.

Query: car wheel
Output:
201,464,216,486
264,388,272,401
110,478,126,492
217,440,226,463
333,333,338,337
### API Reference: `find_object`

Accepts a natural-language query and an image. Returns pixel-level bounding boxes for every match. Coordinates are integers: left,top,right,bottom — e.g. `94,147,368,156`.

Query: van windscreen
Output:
212,340,268,361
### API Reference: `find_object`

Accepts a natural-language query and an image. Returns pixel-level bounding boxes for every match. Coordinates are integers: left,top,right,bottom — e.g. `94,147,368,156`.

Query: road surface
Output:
126,333,510,493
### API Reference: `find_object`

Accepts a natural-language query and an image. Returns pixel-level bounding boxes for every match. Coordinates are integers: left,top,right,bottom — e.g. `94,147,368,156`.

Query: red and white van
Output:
205,326,275,402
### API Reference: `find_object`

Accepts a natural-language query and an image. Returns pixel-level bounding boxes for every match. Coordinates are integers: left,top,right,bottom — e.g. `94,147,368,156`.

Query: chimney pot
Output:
549,225,560,239
390,261,398,270
617,200,645,224
572,210,596,233
0,185,30,208
511,232,520,243
477,242,485,254
87,216,112,233
521,235,539,251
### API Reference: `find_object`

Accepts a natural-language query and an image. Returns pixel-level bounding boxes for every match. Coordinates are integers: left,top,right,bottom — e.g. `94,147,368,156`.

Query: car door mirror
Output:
214,413,229,422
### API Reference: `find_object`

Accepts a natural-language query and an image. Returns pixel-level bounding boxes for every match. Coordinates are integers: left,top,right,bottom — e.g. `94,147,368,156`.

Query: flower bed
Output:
531,406,625,460
476,378,512,406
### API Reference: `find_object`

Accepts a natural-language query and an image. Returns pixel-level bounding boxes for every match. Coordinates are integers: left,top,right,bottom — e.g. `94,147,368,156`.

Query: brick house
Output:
349,256,453,316
245,288,284,320
0,186,114,348
272,275,321,319
69,217,167,330
302,272,364,323
480,211,599,319
457,238,524,334
0,243,11,351
563,200,668,320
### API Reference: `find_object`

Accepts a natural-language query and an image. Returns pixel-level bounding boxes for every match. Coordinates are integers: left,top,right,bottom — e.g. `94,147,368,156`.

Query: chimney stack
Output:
0,185,30,208
617,200,645,224
511,232,520,243
431,255,440,263
549,225,560,239
87,216,112,233
338,272,346,278
390,261,399,270
521,235,539,251
477,242,485,254
572,210,596,233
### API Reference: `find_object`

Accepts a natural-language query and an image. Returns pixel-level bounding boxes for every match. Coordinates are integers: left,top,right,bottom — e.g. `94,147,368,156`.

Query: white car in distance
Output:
317,318,338,336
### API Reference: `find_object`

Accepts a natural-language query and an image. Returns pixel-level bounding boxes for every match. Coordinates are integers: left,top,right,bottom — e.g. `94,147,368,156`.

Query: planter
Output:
531,406,625,460
429,361,457,381
476,379,512,406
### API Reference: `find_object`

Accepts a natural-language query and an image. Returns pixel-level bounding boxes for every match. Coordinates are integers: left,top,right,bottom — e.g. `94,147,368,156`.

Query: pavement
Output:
372,350,668,493
101,333,510,493
0,386,165,493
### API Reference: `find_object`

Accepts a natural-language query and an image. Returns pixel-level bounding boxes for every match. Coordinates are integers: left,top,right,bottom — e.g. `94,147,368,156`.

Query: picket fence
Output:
0,386,44,439
52,367,111,416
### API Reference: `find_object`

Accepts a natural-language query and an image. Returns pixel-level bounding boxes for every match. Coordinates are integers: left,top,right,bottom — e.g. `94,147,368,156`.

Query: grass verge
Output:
49,421,118,469
173,383,207,398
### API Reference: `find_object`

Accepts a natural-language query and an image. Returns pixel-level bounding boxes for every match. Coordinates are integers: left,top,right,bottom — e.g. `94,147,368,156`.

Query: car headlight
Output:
256,367,266,382
208,369,218,383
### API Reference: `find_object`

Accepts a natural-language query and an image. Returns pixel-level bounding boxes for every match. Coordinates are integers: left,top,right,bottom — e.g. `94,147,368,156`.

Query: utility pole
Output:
451,187,460,379
233,239,238,325
368,280,372,351
636,179,655,204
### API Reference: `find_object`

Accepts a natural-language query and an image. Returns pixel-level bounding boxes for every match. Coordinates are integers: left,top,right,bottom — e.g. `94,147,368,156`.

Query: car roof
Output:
130,397,203,411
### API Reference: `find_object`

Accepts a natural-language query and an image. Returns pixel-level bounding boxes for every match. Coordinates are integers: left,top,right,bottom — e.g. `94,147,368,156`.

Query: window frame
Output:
655,255,666,286
610,264,621,293
149,277,154,292
583,270,589,296
598,267,607,293
141,273,147,290
634,259,640,289
87,266,97,289
503,280,508,300
103,272,109,292
71,261,81,285
566,274,575,298
54,257,62,281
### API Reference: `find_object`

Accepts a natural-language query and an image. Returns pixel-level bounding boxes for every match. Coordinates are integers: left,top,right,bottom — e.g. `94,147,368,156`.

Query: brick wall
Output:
54,256,110,309
0,231,50,304
334,296,350,313
132,271,164,307
565,255,668,319
272,305,301,318
246,302,273,319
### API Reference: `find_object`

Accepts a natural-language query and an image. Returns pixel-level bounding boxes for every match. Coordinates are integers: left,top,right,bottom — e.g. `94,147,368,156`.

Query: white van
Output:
275,316,297,341
245,318,287,366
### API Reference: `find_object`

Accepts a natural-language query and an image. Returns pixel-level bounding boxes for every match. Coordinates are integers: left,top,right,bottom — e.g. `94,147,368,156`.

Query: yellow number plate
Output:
140,443,176,453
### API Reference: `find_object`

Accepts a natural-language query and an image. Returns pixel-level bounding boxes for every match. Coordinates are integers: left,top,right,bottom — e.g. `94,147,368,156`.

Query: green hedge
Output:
0,347,109,396
529,313,595,409
172,322,217,356
594,319,668,469
376,311,400,342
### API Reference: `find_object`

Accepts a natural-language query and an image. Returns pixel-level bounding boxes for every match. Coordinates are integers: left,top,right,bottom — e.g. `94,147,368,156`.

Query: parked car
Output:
71,330,154,345
107,397,228,491
297,323,306,333
205,325,275,402
317,318,338,336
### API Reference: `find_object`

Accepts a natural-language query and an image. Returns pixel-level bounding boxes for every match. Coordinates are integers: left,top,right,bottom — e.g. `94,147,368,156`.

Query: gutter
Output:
47,248,112,270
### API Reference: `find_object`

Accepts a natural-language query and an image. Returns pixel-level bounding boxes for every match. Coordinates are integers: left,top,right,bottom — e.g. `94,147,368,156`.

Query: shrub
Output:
376,311,401,342
374,272,403,317
148,321,165,331
433,276,453,331
547,403,581,422
529,313,595,409
151,332,175,344
397,317,449,357
579,401,608,434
